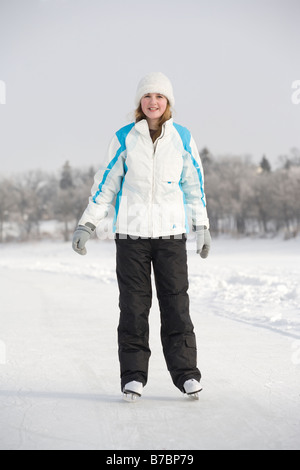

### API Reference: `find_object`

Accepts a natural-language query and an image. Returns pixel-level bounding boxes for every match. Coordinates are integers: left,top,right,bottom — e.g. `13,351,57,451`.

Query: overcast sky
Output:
0,0,300,175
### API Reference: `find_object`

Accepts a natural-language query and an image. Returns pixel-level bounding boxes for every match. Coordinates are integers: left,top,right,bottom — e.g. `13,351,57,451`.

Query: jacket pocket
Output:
162,180,179,192
161,173,180,184
161,162,182,183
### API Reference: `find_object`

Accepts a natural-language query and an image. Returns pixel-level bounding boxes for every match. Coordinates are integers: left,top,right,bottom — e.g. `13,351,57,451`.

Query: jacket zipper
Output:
151,148,156,237
150,129,164,237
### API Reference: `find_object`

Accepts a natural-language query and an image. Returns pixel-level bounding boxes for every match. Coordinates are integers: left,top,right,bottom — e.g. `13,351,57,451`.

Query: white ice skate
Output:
123,381,143,403
183,379,203,400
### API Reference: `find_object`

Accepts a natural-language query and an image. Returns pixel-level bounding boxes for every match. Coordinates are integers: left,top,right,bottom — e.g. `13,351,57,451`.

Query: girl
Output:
72,72,211,401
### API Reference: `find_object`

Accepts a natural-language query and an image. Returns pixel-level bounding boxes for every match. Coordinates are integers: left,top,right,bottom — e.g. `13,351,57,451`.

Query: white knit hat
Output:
135,72,175,108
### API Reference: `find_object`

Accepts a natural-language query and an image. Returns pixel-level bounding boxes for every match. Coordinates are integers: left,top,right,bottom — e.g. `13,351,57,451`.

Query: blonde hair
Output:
135,102,172,143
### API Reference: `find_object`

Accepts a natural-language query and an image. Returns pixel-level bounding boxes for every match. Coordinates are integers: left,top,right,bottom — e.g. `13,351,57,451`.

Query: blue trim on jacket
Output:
173,122,206,208
92,123,134,203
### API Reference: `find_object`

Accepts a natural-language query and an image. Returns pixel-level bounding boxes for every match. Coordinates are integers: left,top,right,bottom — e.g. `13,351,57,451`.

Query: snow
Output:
0,237,299,450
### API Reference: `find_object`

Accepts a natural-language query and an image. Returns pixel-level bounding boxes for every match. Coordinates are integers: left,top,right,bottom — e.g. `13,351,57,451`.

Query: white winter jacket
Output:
79,118,209,238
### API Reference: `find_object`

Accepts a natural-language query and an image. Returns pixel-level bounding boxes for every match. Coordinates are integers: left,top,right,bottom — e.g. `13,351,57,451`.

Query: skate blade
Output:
188,393,200,400
187,389,202,400
123,392,141,403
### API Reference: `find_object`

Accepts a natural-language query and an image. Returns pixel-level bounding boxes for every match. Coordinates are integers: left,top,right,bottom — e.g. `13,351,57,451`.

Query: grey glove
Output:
72,223,95,256
195,226,211,259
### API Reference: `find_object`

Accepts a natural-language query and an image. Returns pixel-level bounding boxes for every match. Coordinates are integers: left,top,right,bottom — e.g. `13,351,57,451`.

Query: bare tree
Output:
0,178,17,242
53,162,93,241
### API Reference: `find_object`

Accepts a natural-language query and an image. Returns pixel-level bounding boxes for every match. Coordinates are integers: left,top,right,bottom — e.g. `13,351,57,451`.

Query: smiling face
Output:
140,93,168,128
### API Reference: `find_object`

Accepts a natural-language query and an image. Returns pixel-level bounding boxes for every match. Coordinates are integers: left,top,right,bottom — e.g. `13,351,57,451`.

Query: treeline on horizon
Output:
0,148,299,243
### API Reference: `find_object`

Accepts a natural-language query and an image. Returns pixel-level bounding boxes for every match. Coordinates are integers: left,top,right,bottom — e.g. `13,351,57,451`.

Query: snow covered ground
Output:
0,237,299,450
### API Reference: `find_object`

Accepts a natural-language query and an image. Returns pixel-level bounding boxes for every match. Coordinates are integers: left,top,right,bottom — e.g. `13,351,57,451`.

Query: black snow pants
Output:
115,234,201,393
